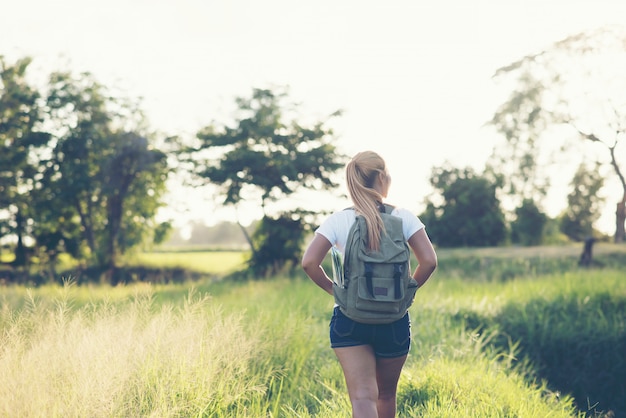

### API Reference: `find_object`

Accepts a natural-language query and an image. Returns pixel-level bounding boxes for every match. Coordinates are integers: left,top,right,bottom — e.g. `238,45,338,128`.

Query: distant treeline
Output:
163,220,259,249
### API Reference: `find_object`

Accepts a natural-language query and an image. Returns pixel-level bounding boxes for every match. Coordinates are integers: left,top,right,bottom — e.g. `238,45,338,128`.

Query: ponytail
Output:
346,151,386,252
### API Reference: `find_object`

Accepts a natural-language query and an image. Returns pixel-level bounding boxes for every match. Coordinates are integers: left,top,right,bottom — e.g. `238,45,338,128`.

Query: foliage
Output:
560,161,606,241
185,87,346,273
421,164,507,247
0,56,50,266
44,71,170,271
490,26,626,242
510,199,548,246
247,212,310,278
189,87,345,210
0,58,173,282
486,68,551,209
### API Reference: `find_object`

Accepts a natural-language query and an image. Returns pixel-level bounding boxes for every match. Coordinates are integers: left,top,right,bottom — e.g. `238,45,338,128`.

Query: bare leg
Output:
334,345,379,418
376,355,407,418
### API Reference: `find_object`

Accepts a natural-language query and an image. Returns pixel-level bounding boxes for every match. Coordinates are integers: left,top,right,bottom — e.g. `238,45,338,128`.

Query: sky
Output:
2,0,625,233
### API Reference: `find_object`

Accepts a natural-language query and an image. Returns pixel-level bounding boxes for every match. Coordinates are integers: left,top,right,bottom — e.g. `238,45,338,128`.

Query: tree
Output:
186,87,346,273
490,26,626,242
44,71,170,274
560,162,605,241
487,70,551,209
248,213,307,277
101,132,168,269
0,56,50,266
43,70,114,264
420,164,506,247
510,199,548,246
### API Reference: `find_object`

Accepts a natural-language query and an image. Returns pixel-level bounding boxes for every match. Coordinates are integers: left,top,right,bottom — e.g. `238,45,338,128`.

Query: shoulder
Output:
315,209,356,246
322,209,357,231
389,206,416,220
388,206,425,238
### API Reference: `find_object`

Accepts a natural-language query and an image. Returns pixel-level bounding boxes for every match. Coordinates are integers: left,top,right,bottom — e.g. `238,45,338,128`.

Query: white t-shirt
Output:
315,206,424,255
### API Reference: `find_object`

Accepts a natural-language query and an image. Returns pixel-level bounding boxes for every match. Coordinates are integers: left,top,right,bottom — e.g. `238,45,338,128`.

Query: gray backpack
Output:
333,204,419,324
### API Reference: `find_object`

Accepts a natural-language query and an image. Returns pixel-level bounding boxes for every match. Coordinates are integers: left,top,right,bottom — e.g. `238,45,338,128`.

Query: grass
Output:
1,287,266,417
1,245,625,416
435,242,626,259
124,250,248,275
3,270,623,416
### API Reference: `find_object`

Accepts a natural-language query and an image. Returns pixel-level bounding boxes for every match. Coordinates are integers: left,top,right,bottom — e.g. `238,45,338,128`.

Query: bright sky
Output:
2,0,625,233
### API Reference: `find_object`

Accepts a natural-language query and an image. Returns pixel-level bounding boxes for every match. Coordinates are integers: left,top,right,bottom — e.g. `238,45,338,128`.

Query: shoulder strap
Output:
381,203,395,214
344,203,395,214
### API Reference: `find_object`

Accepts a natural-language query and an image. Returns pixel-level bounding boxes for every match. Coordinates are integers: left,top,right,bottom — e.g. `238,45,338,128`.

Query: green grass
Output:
3,268,624,417
1,244,625,416
96,241,626,286
449,271,626,416
435,242,626,259
125,250,248,275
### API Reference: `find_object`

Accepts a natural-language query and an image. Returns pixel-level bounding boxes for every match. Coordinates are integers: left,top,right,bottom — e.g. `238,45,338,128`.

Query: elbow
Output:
429,260,438,275
301,255,316,275
423,254,438,274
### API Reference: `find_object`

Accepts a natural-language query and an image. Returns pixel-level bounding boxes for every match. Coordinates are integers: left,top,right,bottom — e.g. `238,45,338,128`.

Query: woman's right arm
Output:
407,228,437,288
301,233,334,295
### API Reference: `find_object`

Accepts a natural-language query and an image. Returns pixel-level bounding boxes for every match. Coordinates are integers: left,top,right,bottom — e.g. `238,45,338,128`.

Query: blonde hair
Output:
346,151,386,252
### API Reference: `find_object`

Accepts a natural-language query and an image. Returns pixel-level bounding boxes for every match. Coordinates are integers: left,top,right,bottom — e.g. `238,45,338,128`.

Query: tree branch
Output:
568,121,626,201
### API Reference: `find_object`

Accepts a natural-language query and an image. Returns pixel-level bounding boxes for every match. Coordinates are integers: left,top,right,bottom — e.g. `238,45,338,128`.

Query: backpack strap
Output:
370,203,398,300
383,203,402,299
393,263,402,298
364,262,375,298
345,202,395,214
380,202,395,214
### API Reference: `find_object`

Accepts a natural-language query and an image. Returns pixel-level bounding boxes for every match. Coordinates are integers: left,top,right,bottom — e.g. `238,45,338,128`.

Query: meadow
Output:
0,245,625,417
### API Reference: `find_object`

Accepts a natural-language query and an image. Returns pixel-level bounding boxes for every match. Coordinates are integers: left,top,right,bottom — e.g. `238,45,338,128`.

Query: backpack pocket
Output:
354,275,404,313
353,276,419,315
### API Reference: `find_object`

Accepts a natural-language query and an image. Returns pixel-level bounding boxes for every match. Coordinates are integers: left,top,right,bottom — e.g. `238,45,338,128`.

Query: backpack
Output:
332,203,419,324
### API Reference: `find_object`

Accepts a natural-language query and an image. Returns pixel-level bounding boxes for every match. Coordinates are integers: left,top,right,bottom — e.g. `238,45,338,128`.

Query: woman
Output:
301,150,437,418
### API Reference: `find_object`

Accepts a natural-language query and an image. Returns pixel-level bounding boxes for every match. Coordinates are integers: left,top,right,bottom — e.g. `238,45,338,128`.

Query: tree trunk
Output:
607,143,626,243
106,194,123,273
237,221,256,255
75,197,97,261
577,131,626,243
616,197,626,243
12,209,27,267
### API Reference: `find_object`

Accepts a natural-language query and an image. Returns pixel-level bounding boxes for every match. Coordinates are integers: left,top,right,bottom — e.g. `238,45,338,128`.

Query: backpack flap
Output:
354,214,410,313
357,216,408,264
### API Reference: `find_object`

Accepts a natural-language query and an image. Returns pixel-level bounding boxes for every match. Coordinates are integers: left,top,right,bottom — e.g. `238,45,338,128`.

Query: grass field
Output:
1,245,625,417
128,242,626,276
127,250,248,275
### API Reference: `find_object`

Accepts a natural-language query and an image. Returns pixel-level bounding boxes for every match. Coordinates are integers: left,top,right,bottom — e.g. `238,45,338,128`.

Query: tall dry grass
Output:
0,284,270,417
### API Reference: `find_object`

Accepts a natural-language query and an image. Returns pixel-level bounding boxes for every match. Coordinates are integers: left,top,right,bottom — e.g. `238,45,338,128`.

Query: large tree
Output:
490,26,626,242
0,57,50,266
44,71,169,274
187,87,345,274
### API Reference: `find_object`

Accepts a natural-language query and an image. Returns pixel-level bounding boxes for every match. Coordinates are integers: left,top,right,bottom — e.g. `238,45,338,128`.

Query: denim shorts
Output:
329,306,411,358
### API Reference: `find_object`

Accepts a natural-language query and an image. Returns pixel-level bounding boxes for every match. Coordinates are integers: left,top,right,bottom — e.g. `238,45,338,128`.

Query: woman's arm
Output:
407,228,438,288
301,233,334,295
